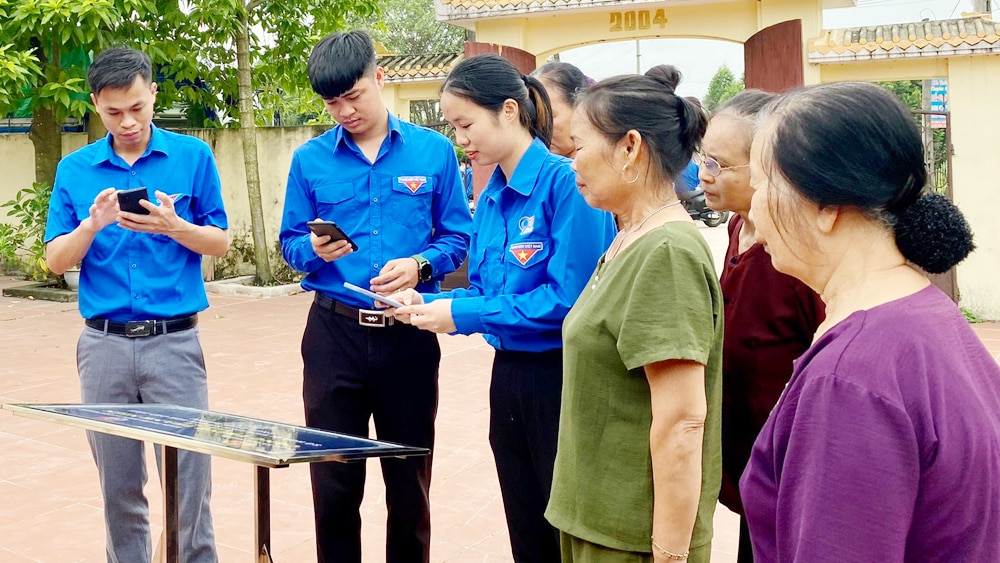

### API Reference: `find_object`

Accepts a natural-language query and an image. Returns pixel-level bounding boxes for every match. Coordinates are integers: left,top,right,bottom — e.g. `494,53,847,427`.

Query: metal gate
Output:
913,109,957,302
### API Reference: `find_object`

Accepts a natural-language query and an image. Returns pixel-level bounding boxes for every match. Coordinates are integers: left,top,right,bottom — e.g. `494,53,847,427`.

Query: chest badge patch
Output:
398,176,427,193
509,242,543,265
518,216,535,235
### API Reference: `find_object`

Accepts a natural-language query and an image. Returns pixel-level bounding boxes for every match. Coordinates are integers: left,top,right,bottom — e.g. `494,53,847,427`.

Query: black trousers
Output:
739,515,754,563
490,349,563,563
301,302,441,563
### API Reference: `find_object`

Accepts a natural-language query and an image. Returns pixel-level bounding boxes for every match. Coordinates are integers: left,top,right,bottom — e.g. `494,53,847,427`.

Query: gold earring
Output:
621,163,640,184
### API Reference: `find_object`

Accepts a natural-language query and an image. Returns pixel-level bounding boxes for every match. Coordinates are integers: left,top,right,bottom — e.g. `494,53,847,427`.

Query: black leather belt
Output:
85,314,198,337
314,293,394,328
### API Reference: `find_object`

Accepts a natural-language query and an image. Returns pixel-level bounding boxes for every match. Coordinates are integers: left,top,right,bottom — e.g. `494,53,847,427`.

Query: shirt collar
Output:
91,123,169,166
332,110,403,154
494,137,552,197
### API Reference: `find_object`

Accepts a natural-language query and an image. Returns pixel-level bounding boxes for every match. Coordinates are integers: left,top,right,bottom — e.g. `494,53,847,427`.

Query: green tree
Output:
878,80,921,110
0,0,196,279
703,64,744,113
0,0,196,189
184,0,378,284
0,43,40,111
352,0,466,54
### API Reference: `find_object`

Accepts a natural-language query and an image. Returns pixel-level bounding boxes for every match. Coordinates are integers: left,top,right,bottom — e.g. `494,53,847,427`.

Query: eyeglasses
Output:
693,151,749,177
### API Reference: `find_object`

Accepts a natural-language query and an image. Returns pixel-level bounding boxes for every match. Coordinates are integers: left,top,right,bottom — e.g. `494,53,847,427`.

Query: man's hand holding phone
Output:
116,189,186,235
308,219,356,262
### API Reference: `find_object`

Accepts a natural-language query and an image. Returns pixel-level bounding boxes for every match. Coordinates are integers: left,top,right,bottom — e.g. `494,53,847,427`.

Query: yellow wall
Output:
472,1,757,61
946,55,1000,318
0,133,88,224
819,59,949,83
383,81,447,121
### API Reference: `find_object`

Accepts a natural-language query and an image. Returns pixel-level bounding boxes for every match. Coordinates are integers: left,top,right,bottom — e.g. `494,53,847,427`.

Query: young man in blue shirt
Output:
44,47,229,562
279,31,472,563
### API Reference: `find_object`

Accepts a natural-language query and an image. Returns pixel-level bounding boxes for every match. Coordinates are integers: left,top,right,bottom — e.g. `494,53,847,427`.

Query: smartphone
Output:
117,187,151,215
343,282,405,309
307,220,358,251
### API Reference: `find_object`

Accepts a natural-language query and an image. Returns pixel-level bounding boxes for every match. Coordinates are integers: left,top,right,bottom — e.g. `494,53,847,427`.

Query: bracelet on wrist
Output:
651,537,689,560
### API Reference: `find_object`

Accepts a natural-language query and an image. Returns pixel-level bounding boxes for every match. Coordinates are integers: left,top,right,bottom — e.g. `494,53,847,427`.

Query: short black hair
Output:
308,31,378,99
88,48,152,95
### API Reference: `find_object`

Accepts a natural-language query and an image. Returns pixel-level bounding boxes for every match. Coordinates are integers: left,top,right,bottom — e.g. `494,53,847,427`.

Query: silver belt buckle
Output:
358,309,390,328
125,320,155,337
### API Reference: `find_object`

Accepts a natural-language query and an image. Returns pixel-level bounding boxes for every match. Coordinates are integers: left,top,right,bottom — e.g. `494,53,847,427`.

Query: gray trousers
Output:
78,325,217,563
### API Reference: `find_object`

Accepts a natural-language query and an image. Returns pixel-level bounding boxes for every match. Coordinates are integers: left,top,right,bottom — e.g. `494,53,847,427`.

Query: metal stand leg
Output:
255,465,274,562
161,445,179,563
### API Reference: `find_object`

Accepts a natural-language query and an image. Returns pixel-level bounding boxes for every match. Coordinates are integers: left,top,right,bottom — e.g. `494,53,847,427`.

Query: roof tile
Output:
809,16,999,63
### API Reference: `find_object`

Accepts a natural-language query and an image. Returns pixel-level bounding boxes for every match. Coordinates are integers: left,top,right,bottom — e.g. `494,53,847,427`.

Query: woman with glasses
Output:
696,90,825,562
741,82,999,560
545,65,723,563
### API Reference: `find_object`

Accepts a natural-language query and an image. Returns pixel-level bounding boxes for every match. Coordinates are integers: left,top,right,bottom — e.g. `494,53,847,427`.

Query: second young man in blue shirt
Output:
279,31,471,563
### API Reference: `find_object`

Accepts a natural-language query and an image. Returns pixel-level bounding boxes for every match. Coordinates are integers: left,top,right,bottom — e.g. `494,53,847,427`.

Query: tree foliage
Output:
0,43,41,111
0,0,380,282
878,80,922,110
179,0,379,283
346,0,466,55
703,64,744,113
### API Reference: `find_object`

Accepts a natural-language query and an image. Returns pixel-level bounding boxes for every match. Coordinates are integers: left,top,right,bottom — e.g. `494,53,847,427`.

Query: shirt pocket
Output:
314,181,362,230
506,240,551,270
170,193,194,222
390,176,434,230
73,202,92,222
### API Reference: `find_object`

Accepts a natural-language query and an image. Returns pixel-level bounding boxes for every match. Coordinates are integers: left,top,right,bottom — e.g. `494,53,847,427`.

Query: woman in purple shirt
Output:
740,82,1000,561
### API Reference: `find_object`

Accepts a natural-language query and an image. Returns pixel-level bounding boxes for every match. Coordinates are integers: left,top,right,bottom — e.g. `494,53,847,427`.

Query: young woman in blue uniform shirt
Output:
389,54,616,562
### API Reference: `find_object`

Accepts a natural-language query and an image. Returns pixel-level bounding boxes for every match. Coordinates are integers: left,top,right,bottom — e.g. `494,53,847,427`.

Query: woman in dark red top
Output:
696,90,824,562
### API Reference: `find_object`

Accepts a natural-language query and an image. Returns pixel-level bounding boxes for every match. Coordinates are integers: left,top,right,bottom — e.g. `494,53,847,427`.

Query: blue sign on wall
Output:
929,79,948,128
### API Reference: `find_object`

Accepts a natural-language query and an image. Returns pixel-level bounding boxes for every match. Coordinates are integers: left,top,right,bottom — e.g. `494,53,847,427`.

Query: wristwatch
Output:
412,254,433,282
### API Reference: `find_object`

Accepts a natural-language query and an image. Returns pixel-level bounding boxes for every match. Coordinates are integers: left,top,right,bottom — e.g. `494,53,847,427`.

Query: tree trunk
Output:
28,39,61,188
236,7,273,285
87,111,107,144
29,104,60,188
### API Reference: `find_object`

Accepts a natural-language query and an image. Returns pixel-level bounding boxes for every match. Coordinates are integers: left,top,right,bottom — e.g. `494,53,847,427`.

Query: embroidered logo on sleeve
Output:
398,176,427,193
518,216,535,235
509,242,543,265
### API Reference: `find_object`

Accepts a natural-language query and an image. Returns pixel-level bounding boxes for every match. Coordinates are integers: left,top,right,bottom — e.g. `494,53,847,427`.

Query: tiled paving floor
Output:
1,274,997,562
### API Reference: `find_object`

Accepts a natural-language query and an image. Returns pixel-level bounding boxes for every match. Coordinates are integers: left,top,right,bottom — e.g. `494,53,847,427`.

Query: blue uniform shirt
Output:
438,138,616,352
678,159,700,191
280,112,471,307
44,125,228,321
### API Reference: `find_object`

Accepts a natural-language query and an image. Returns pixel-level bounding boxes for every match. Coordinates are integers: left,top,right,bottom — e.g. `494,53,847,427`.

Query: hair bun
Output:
644,65,682,92
894,192,975,274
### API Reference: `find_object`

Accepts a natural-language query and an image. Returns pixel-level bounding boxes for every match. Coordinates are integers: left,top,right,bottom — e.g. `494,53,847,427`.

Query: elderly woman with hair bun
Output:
740,81,1000,561
546,64,723,563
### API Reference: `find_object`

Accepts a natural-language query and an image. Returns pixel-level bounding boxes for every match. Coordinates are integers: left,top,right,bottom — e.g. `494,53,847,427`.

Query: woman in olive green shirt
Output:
545,66,723,563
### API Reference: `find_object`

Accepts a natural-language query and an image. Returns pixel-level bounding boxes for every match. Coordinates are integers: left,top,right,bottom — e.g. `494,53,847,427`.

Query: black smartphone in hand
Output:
117,187,151,215
307,220,358,251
